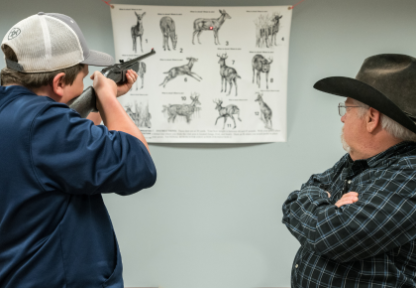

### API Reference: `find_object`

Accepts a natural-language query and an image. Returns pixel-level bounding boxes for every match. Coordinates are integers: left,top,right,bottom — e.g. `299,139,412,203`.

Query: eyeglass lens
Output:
338,104,346,117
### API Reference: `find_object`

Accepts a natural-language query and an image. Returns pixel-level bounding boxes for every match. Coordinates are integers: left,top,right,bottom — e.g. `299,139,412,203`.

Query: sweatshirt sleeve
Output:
30,103,156,195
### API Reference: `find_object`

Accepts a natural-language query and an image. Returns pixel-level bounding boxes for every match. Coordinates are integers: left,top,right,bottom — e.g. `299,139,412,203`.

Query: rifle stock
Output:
69,49,155,118
66,86,98,118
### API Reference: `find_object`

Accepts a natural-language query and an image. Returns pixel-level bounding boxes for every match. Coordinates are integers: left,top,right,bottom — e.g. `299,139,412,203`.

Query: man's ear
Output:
51,72,66,98
366,107,381,133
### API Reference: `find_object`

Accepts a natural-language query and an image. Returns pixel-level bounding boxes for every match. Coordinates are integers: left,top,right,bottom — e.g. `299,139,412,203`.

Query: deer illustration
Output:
131,12,146,53
160,17,178,51
270,15,283,46
255,14,282,48
139,103,152,128
162,93,201,123
258,26,272,48
213,99,241,129
126,104,139,125
137,62,146,90
127,60,146,90
252,54,273,89
126,102,151,128
255,93,273,129
192,10,231,45
217,53,241,96
160,57,202,88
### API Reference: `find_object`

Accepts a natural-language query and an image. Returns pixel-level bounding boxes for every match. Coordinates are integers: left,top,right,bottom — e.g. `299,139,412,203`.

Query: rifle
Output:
67,49,156,118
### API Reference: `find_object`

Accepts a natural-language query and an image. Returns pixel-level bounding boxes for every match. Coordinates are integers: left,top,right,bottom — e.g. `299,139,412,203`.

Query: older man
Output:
282,54,416,288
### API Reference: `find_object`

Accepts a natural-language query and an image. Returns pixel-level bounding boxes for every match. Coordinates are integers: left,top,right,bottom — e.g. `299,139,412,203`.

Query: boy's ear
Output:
51,72,66,98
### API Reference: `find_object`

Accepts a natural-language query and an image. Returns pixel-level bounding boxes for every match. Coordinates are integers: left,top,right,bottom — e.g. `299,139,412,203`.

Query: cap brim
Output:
314,76,416,134
81,50,114,67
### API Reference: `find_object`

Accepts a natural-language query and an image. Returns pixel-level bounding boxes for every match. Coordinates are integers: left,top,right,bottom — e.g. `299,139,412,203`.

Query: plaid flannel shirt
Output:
282,141,416,288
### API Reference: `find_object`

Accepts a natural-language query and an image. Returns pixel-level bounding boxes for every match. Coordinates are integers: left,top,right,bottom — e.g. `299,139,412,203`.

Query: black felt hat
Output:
314,54,416,134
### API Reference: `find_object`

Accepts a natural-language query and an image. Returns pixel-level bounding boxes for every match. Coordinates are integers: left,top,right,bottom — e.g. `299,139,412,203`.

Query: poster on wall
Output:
110,4,292,143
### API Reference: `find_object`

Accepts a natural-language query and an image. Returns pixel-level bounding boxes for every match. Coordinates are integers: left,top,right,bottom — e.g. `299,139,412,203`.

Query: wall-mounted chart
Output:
110,4,292,143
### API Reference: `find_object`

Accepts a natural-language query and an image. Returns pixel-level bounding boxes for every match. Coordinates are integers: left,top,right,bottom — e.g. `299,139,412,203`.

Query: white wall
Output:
1,0,415,287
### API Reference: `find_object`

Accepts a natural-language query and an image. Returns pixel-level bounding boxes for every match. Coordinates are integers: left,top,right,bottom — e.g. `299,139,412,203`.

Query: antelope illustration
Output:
131,12,146,53
213,99,241,129
160,57,202,88
217,53,241,96
162,93,201,123
192,10,231,45
160,16,178,51
255,93,273,129
252,54,273,89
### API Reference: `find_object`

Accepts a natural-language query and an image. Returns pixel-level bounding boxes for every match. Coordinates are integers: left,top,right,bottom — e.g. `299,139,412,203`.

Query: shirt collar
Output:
0,85,35,96
361,141,416,168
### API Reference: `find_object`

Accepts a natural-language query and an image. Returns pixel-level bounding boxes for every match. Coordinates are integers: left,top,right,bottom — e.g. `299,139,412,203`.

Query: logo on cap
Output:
8,28,21,40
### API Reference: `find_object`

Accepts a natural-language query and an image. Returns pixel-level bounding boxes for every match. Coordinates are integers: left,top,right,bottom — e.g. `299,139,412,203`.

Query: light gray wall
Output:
2,0,416,287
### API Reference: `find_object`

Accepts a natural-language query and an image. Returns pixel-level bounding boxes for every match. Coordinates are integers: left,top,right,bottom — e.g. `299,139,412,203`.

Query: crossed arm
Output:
328,191,359,207
282,167,416,262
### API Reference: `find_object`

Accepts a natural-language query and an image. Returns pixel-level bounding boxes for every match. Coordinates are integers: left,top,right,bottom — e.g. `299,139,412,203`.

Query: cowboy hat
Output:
314,54,416,134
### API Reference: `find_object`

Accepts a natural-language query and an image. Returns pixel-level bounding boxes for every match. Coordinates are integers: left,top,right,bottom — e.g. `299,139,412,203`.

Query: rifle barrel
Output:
102,49,155,74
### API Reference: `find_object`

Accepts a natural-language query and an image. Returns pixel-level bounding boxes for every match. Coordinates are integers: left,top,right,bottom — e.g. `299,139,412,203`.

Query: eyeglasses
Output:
338,103,362,117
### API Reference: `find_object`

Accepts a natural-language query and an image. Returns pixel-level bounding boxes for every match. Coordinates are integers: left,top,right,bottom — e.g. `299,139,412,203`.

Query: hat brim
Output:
314,76,416,134
81,50,115,67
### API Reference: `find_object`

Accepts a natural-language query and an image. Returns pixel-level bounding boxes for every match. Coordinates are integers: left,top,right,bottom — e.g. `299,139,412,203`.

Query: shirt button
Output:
295,264,298,268
347,180,352,184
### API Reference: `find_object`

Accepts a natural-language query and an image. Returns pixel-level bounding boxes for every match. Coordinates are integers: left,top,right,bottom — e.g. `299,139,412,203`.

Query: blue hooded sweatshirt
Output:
0,86,157,288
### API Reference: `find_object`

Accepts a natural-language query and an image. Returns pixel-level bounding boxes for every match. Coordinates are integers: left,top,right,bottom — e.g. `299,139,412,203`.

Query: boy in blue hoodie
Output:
0,12,156,288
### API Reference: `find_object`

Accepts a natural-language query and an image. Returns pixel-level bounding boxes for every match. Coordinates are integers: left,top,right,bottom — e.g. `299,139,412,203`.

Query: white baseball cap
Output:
1,12,115,73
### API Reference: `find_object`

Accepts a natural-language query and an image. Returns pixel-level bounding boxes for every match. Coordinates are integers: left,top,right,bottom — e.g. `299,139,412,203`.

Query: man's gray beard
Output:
341,129,351,153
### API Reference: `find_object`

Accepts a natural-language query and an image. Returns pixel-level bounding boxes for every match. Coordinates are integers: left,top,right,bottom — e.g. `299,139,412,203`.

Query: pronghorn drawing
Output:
160,57,202,88
217,53,241,96
131,12,146,53
213,99,241,129
192,10,231,45
252,54,273,89
255,93,273,129
162,93,201,123
160,16,178,51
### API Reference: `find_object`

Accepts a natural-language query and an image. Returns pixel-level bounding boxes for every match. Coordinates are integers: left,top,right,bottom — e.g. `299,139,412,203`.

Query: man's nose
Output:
341,114,346,123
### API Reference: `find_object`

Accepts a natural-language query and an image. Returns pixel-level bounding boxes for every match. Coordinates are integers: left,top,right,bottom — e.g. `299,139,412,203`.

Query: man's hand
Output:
335,192,359,207
116,69,138,97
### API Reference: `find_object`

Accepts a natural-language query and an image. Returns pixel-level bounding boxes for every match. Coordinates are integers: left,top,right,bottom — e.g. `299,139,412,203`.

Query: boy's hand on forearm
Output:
116,69,138,97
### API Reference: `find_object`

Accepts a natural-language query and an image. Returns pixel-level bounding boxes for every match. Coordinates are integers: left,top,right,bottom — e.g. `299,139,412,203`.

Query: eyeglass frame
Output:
338,103,364,117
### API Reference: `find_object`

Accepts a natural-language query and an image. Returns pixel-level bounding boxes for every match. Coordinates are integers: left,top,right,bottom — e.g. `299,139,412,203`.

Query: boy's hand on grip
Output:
116,69,138,97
